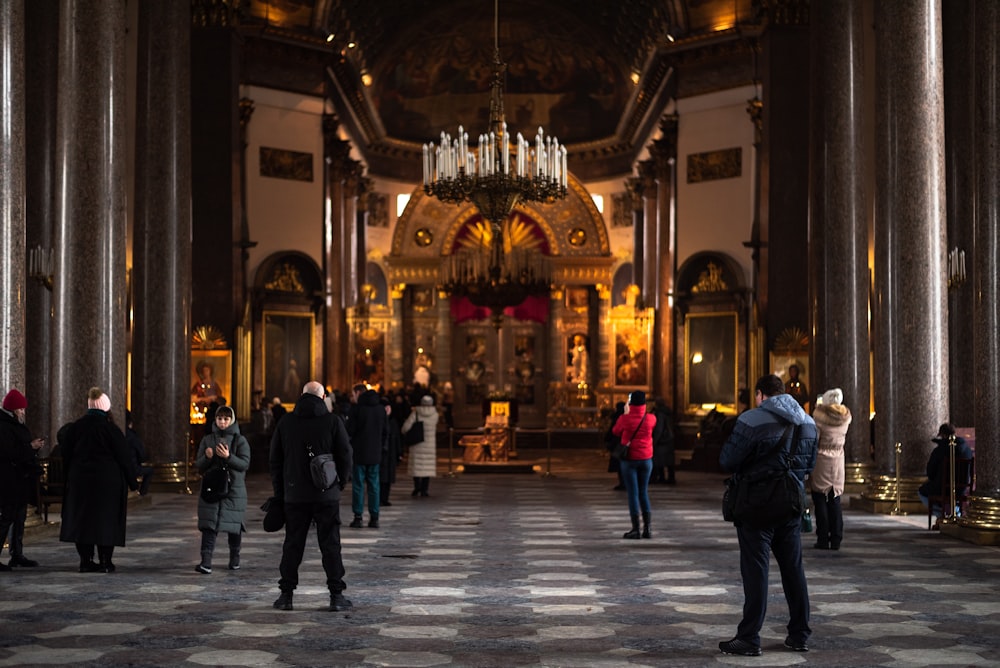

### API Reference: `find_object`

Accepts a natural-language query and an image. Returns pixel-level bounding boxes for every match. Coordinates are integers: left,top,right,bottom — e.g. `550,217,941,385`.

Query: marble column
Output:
51,0,128,432
24,0,58,440
636,161,655,291
0,0,26,394
943,0,976,428
971,0,1000,501
649,116,678,408
132,0,192,464
322,129,351,389
808,0,871,466
872,1,948,484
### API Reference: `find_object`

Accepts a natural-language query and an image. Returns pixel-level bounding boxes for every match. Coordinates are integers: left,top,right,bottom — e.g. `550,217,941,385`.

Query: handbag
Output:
403,420,424,446
801,508,813,533
726,424,805,528
200,464,230,503
261,496,285,532
306,442,338,491
612,414,646,460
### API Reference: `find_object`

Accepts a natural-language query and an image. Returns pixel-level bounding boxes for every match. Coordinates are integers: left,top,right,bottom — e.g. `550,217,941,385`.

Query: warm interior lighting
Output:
396,193,410,218
423,0,563,330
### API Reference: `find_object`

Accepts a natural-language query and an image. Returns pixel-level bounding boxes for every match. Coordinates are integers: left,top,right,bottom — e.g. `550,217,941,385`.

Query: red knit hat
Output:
2,389,27,411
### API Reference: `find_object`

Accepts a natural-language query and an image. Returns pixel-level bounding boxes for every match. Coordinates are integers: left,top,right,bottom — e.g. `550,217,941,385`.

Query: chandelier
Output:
422,0,565,328
441,236,551,330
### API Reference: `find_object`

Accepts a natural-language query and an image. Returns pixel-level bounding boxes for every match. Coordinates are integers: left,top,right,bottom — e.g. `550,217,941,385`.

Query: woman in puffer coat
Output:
401,394,439,497
611,390,656,539
195,406,251,573
809,388,852,550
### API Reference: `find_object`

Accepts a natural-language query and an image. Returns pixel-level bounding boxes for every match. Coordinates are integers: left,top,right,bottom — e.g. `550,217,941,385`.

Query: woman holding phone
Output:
194,406,250,573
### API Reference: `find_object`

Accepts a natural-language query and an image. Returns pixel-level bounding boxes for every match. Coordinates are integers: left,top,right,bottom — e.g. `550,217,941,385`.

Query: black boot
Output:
228,533,242,570
273,591,293,610
641,511,651,539
623,514,641,539
349,514,364,528
368,512,379,528
97,546,116,573
412,477,420,496
196,529,215,573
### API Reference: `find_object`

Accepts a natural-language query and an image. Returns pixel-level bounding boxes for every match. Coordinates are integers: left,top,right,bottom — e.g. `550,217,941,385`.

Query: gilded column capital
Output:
192,0,243,28
636,160,657,197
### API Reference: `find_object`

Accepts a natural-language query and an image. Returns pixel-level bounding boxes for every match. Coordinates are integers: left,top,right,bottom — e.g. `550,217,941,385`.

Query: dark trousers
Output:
1,502,27,557
735,517,811,646
76,543,115,565
279,501,346,594
412,476,429,493
200,528,241,564
811,490,843,548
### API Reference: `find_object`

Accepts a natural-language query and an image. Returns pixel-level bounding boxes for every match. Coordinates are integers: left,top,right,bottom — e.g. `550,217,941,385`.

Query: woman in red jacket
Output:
612,391,656,538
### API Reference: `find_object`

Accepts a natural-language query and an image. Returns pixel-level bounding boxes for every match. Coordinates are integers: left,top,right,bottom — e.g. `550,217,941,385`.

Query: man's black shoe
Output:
329,594,353,611
784,638,809,652
349,515,363,528
273,592,293,610
0,562,11,572
719,638,762,656
9,555,39,567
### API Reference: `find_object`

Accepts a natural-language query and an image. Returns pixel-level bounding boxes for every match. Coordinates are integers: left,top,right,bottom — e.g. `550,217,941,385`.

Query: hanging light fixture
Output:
423,0,565,329
421,0,568,226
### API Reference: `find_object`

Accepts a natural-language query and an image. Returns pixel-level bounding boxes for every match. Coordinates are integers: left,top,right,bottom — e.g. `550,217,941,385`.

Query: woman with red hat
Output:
0,389,45,570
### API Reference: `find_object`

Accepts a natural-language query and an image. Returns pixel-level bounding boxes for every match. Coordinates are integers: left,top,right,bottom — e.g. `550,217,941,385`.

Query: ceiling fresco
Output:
240,0,765,180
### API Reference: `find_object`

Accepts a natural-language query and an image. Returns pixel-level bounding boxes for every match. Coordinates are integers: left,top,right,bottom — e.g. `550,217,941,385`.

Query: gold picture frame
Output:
611,321,650,389
263,311,315,407
684,312,738,410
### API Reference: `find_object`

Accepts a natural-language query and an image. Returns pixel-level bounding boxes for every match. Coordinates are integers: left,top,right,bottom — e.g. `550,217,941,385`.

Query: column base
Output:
851,474,925,515
844,461,876,495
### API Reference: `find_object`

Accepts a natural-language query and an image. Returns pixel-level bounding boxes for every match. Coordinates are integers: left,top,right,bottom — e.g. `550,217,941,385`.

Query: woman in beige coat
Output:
810,388,852,550
402,395,440,497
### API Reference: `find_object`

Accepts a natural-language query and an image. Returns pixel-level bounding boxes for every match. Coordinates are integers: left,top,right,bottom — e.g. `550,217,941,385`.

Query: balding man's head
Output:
303,381,325,397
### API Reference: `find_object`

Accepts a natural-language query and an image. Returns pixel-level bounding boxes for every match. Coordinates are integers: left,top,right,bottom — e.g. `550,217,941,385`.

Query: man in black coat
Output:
269,381,354,612
0,389,45,570
347,388,388,528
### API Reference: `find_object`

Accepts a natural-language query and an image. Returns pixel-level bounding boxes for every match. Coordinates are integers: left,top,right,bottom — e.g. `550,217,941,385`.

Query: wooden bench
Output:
36,457,65,524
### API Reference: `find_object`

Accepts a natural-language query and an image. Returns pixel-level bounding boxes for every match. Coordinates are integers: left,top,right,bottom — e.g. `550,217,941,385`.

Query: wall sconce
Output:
947,246,966,289
28,245,54,291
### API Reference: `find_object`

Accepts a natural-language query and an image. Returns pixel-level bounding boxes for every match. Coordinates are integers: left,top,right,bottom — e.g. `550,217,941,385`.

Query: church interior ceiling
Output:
240,0,764,181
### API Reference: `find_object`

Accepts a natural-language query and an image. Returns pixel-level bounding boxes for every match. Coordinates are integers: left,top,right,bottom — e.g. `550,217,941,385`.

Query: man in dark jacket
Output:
0,389,45,570
269,381,354,612
347,388,388,528
917,423,974,519
718,374,818,657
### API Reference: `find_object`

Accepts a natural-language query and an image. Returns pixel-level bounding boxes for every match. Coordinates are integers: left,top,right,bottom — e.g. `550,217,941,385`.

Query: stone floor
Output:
3,448,1000,667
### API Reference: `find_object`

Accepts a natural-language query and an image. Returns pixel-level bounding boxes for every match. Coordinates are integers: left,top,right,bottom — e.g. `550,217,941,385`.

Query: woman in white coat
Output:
402,395,440,497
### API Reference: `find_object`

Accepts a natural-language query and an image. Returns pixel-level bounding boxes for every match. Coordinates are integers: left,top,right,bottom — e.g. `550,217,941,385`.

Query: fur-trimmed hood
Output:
813,402,851,428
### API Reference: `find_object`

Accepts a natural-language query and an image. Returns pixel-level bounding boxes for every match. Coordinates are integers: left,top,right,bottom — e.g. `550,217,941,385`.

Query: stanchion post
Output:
542,429,555,478
184,431,193,495
446,427,456,477
946,433,957,522
890,442,904,515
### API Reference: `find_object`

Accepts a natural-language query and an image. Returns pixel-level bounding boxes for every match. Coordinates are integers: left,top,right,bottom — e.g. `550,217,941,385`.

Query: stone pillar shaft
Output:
323,133,351,389
0,0,26,393
973,0,1000,497
873,1,948,476
52,0,128,432
24,0,58,439
944,0,976,428
808,0,871,464
132,0,192,462
650,121,678,408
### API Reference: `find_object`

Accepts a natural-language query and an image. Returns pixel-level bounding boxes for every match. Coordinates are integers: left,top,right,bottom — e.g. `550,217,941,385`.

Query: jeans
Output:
735,516,811,646
619,458,652,516
352,465,380,516
279,501,345,594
